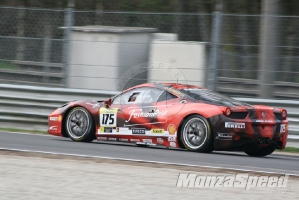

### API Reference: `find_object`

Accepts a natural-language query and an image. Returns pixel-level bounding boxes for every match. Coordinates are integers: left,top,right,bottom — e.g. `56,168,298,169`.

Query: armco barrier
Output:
0,84,298,139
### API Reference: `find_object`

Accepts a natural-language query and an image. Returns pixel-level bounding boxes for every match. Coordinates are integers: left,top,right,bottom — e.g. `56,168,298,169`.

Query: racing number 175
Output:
102,114,114,125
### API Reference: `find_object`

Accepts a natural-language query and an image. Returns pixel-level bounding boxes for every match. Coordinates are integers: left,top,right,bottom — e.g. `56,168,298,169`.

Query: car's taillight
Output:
281,109,287,119
223,107,232,117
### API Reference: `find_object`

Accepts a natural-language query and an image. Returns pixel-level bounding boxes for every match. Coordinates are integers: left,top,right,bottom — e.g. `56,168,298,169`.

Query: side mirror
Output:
103,98,112,108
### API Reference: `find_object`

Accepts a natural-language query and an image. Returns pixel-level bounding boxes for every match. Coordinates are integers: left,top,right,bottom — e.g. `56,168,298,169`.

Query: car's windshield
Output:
179,88,250,107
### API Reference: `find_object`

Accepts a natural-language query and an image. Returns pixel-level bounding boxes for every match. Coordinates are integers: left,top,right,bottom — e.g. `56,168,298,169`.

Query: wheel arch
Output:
177,113,214,151
61,105,96,140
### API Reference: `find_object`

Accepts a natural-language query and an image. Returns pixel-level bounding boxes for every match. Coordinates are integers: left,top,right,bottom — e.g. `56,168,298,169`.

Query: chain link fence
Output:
0,6,298,98
219,14,299,82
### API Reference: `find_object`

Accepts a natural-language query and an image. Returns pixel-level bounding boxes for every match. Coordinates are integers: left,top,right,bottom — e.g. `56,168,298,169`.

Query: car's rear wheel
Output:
180,115,213,152
65,107,95,142
245,145,275,157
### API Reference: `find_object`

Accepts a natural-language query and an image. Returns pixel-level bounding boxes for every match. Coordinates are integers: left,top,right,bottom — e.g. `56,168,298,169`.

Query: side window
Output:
121,88,145,104
128,92,141,103
112,95,121,104
157,90,178,102
112,90,135,105
112,87,165,104
142,89,163,104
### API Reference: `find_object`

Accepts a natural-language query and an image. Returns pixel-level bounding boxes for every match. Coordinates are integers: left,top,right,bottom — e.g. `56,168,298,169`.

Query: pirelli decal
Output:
225,122,245,129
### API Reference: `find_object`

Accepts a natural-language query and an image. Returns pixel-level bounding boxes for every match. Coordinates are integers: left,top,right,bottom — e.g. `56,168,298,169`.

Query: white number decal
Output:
99,108,117,127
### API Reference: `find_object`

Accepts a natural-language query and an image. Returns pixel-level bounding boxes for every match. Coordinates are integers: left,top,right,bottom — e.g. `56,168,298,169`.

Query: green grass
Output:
0,128,48,135
277,147,299,153
0,61,18,70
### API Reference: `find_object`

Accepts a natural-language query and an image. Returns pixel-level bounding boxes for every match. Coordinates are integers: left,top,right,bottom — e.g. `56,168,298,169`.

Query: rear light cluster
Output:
223,107,248,119
274,109,287,120
224,107,232,117
281,109,287,119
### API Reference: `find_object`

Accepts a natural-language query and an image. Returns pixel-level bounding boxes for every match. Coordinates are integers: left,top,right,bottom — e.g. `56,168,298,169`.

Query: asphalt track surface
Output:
1,131,299,175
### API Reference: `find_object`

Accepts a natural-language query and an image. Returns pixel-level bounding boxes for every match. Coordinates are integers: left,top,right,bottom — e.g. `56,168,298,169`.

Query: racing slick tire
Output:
65,107,95,142
244,145,275,157
180,115,213,153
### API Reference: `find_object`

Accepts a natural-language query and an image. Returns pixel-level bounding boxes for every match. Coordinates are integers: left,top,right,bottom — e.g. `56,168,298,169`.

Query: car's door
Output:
98,87,164,139
121,88,160,130
151,90,184,134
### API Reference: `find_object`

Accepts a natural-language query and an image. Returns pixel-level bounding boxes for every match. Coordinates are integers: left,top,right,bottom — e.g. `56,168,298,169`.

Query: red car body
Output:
48,83,288,156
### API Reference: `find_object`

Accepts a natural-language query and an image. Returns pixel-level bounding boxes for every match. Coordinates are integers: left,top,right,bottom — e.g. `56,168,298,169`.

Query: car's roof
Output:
123,82,205,92
118,82,249,107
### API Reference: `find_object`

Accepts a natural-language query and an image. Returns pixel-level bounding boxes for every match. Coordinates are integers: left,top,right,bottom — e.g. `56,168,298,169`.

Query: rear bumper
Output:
213,127,288,151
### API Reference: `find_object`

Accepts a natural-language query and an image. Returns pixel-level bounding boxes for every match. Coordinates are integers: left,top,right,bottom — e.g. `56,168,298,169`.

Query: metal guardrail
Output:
0,84,298,139
217,77,299,99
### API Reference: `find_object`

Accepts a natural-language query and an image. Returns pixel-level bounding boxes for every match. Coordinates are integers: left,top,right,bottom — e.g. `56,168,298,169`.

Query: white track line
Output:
0,131,55,137
1,131,299,175
0,147,298,177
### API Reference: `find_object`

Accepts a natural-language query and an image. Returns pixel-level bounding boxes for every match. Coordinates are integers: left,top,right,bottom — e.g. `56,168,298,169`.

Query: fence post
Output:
42,36,52,84
62,0,74,87
206,11,222,91
258,0,281,98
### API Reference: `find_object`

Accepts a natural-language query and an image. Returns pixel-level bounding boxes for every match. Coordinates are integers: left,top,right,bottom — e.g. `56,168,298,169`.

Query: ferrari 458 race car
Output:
48,83,288,157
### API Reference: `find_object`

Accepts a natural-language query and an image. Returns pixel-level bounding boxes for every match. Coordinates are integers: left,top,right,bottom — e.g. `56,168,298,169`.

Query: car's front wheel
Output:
65,107,95,142
180,115,213,152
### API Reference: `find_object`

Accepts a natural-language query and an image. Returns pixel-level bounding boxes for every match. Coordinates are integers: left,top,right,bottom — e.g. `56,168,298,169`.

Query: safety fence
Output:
0,7,299,99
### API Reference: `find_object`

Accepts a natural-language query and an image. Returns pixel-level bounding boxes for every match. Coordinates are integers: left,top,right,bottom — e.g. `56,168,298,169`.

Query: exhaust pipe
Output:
267,138,271,144
257,137,272,144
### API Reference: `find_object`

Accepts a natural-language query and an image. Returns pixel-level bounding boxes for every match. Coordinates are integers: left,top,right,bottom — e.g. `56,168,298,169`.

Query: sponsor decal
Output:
116,127,131,133
136,142,156,146
126,109,167,122
49,126,58,131
99,107,118,127
108,138,117,141
157,138,164,144
130,139,140,142
151,129,165,134
280,124,286,133
169,142,176,147
98,137,107,140
142,139,153,143
119,138,129,142
99,127,113,133
50,115,62,122
167,124,176,135
176,173,289,190
225,122,245,129
216,133,233,140
49,117,56,121
164,86,185,97
132,128,146,134
255,120,275,123
168,136,176,142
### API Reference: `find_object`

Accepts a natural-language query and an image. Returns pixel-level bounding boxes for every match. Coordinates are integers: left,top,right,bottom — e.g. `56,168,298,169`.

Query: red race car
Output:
48,83,288,157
